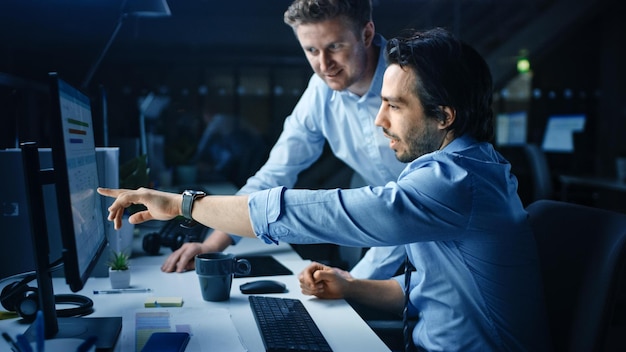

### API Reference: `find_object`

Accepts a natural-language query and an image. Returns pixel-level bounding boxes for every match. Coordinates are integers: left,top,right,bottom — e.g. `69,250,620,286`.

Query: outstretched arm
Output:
97,187,256,238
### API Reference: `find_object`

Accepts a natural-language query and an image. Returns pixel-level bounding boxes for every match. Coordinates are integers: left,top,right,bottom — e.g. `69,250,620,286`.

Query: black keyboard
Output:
249,296,333,352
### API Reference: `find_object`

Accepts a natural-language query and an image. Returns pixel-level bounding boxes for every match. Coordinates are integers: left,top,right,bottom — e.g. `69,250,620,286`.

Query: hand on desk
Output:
161,229,235,273
299,262,353,299
299,262,406,315
161,242,204,272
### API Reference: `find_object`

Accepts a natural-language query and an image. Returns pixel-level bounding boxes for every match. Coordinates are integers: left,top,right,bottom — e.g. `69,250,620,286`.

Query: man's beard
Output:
396,125,443,163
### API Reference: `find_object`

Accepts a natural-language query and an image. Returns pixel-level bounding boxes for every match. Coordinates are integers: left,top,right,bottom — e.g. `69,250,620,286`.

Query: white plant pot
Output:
109,268,131,289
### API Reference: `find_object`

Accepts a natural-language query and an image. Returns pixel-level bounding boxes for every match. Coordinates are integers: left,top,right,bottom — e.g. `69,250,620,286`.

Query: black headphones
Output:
1,275,93,323
142,231,199,255
142,221,208,255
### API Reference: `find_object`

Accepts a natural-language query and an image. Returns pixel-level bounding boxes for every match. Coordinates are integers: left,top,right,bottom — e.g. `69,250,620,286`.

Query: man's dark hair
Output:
385,27,495,142
284,0,372,35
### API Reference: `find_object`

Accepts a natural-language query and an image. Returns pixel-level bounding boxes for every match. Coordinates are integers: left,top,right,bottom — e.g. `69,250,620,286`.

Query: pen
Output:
93,288,152,294
2,332,20,352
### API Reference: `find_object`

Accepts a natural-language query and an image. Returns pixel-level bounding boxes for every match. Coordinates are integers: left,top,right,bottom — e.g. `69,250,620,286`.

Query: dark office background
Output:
3,3,626,350
0,0,624,205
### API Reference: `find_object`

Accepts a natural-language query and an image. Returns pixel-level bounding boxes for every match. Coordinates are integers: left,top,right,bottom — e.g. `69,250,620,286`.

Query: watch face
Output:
184,190,206,197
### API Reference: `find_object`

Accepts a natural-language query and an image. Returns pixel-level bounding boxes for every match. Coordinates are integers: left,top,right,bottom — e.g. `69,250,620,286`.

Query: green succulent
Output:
107,251,130,271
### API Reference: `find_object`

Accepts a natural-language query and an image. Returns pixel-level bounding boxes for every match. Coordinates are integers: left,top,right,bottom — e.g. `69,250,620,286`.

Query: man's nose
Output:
319,51,333,72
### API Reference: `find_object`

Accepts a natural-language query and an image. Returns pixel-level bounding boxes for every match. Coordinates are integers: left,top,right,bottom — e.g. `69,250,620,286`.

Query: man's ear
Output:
439,106,456,130
362,21,375,47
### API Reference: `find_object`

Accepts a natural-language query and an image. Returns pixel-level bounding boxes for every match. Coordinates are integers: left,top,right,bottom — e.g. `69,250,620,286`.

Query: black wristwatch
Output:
181,190,207,220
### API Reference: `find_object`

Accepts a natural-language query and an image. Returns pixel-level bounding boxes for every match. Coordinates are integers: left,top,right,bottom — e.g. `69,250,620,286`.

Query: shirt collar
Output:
442,135,479,153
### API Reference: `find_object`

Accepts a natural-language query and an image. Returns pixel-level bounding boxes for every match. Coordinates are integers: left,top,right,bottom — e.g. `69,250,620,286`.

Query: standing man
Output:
99,27,551,351
161,0,407,279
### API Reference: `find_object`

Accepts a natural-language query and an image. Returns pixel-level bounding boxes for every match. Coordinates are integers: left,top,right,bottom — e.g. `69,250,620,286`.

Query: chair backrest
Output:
499,144,553,206
526,200,626,352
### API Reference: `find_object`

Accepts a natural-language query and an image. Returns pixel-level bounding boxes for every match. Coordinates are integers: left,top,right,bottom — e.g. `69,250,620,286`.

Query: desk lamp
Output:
81,0,171,89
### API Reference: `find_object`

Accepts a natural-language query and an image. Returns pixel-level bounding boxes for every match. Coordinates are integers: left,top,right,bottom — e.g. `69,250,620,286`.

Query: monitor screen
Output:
541,114,586,153
496,111,527,146
48,72,107,293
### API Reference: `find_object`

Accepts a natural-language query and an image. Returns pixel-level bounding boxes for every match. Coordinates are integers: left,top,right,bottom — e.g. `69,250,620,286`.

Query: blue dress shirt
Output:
233,34,407,279
248,135,551,351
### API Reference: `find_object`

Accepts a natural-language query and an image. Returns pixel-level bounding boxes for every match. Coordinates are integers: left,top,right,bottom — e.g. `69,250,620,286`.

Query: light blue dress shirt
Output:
248,135,551,351
233,34,407,279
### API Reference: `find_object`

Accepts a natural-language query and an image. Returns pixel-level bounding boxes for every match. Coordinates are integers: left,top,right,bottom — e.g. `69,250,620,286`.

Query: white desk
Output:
0,236,391,352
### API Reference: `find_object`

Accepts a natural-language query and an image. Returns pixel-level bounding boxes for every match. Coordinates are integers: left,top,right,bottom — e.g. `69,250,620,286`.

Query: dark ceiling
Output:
0,0,614,91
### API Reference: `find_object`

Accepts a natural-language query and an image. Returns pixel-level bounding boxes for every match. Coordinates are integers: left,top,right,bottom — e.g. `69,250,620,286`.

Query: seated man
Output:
99,27,551,351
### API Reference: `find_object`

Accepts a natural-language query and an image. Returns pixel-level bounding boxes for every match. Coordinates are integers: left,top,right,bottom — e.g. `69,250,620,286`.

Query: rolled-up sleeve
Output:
393,273,420,317
248,186,286,245
247,162,472,248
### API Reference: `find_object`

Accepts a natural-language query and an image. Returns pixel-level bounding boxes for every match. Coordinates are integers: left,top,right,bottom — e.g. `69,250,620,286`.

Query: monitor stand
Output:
24,316,122,351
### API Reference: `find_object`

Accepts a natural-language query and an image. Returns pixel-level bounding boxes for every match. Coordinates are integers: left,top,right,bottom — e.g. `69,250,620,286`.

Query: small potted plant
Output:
108,251,131,289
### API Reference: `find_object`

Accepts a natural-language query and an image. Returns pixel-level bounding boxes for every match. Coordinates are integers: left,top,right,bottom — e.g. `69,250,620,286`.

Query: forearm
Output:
344,279,405,315
191,195,256,238
202,229,236,251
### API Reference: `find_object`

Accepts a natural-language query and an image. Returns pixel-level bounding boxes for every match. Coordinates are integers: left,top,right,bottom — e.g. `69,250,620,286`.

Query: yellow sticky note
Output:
0,311,19,320
144,296,184,308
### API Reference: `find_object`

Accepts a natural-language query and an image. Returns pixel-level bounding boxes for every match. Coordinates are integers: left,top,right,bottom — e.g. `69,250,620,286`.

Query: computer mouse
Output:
240,280,287,294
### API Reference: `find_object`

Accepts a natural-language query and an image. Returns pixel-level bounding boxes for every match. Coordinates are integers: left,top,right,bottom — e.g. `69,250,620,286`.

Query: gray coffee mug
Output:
195,252,251,301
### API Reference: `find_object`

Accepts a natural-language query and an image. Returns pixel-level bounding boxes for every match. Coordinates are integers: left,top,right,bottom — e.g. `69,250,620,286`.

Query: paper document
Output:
121,307,247,352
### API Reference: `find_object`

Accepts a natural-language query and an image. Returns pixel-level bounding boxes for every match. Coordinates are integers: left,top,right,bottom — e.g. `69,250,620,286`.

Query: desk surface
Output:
0,236,391,352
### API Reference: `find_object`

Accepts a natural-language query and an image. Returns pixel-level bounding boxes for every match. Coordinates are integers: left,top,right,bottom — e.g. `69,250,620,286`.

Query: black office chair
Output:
526,200,626,351
498,143,553,206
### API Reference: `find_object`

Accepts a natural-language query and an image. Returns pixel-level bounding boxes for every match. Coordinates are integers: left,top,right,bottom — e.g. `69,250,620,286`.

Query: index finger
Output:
97,187,125,198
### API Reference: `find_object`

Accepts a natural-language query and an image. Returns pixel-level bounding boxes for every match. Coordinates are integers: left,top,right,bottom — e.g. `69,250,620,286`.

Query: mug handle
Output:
234,258,251,276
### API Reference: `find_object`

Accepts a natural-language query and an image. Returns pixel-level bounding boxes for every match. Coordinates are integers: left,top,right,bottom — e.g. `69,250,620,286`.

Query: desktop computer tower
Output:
0,147,119,280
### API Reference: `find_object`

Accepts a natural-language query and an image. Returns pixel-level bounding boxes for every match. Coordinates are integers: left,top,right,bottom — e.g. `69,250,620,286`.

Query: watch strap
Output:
182,190,206,220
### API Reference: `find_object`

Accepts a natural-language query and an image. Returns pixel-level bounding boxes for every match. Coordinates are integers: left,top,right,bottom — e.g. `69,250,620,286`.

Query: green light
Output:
517,58,530,73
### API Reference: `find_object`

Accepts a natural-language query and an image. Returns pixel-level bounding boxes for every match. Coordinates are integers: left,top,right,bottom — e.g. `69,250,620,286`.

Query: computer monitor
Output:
541,114,586,153
18,72,121,348
0,149,63,282
496,111,527,146
48,73,107,292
